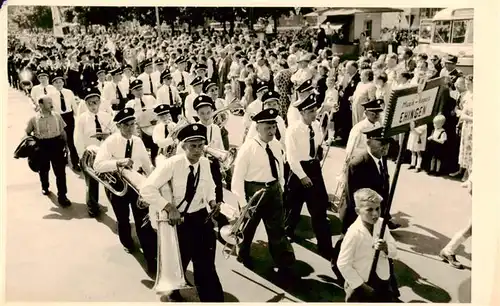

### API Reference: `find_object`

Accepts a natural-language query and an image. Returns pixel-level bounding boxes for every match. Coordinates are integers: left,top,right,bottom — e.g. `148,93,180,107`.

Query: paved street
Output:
5,87,471,302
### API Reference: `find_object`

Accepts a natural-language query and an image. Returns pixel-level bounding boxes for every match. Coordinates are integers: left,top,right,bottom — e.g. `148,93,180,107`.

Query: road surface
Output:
5,87,471,302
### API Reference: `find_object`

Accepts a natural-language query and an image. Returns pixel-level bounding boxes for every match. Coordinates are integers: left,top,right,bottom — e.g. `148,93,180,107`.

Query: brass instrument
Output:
80,145,129,197
212,102,245,129
219,188,267,258
204,146,237,172
19,68,34,92
162,115,191,158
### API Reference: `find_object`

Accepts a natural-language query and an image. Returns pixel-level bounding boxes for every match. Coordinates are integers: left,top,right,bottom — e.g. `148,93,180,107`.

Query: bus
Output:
415,8,473,75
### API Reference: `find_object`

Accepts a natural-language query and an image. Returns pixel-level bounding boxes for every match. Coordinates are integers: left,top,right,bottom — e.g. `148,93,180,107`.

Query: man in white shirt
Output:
231,108,297,278
337,188,398,302
140,123,224,302
284,93,333,259
120,64,135,100
172,55,192,102
30,68,56,110
137,58,157,97
290,53,313,86
93,107,157,276
183,76,204,122
95,63,108,93
156,69,182,123
203,79,229,149
126,79,159,165
243,80,269,136
102,67,128,111
74,87,116,217
287,78,315,126
150,58,164,93
49,70,80,171
152,104,176,164
344,99,383,160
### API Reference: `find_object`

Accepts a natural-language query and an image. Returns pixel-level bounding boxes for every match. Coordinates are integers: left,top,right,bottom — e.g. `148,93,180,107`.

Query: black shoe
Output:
415,168,422,173
42,189,50,196
408,165,415,170
168,290,185,302
58,196,72,207
123,245,138,253
88,206,101,218
439,251,464,269
237,255,254,269
73,164,82,172
387,220,401,230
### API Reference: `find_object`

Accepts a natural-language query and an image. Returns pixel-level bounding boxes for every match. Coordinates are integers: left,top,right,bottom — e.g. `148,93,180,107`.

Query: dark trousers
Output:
333,98,352,142
61,112,80,167
209,158,229,228
221,127,230,151
178,209,224,302
347,275,396,302
83,170,99,209
140,131,158,166
38,137,67,197
170,105,182,123
239,181,296,269
285,160,333,258
105,189,158,266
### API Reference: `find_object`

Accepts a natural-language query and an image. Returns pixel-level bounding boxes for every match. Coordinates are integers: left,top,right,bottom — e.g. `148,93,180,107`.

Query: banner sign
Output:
382,77,445,137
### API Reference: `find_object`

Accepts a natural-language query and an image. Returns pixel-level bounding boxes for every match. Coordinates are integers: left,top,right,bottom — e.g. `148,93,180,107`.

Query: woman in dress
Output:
457,75,473,184
273,59,293,119
351,68,376,125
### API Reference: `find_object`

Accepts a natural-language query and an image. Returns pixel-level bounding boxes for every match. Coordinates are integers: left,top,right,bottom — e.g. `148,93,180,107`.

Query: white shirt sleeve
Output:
152,123,174,149
73,115,86,158
136,138,154,176
93,137,119,173
337,229,365,290
285,125,307,179
230,142,250,206
140,157,174,211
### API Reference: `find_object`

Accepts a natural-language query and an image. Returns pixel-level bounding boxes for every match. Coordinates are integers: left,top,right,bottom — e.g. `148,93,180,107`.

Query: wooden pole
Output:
368,131,409,280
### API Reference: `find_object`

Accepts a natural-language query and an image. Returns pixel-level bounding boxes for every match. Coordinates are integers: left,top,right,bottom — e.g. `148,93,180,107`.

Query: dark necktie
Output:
43,87,47,95
149,75,154,94
275,126,281,141
266,144,279,180
164,123,169,138
125,140,133,158
309,125,315,158
95,115,103,141
168,86,173,105
140,97,145,108
116,84,123,100
60,90,67,112
184,165,196,205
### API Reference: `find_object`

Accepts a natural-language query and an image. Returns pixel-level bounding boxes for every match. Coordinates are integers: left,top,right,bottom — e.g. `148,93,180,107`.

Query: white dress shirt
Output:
244,98,263,128
245,115,287,150
74,111,116,158
77,97,114,117
231,136,285,206
156,84,181,106
172,70,192,93
152,121,176,150
150,70,162,93
125,95,157,136
93,133,153,175
120,75,135,95
137,72,157,96
337,217,397,291
102,81,127,104
31,84,57,105
287,105,302,126
48,88,78,115
345,118,381,160
285,120,324,179
183,93,199,123
140,154,216,213
96,80,106,93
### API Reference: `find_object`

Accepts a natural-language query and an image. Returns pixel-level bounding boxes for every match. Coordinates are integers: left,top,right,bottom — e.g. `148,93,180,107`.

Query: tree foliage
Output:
8,6,53,29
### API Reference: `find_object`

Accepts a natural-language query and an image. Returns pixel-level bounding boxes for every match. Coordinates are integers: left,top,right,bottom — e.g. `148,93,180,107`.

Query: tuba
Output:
19,68,34,92
120,168,190,296
212,102,245,129
80,145,128,197
219,188,267,258
204,146,237,172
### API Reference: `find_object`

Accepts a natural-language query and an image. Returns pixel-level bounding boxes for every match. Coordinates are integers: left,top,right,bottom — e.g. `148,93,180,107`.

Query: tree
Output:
252,7,295,34
8,5,53,30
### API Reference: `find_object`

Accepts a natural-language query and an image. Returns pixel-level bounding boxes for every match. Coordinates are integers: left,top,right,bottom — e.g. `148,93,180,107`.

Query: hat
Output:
130,79,143,91
160,69,172,80
362,99,384,112
96,63,107,75
252,108,279,124
114,107,136,124
177,123,207,142
109,67,122,76
255,80,269,93
298,53,313,63
444,54,458,64
37,68,49,78
262,91,280,104
195,63,208,71
202,79,217,93
431,54,440,61
143,58,153,68
123,64,133,71
83,87,101,100
51,70,65,83
293,93,319,111
193,95,215,110
154,104,170,116
296,79,314,93
362,126,389,141
175,56,187,64
190,76,203,86
154,58,164,65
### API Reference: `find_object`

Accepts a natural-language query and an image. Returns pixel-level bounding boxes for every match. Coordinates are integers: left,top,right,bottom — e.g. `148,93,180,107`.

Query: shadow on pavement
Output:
391,211,412,229
239,240,344,302
394,259,452,303
392,224,471,261
458,276,471,303
42,200,99,220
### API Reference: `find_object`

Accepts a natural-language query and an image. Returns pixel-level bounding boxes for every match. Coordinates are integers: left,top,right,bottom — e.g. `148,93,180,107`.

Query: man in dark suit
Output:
217,48,232,97
332,126,401,287
334,61,360,145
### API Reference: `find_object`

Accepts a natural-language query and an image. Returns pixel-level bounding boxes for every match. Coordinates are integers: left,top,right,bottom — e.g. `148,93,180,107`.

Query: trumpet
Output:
219,188,266,258
80,145,128,197
19,68,34,92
